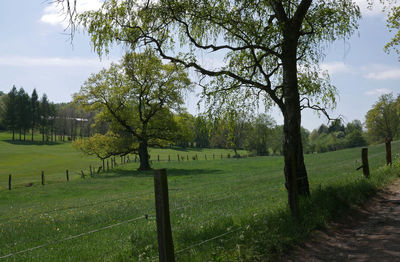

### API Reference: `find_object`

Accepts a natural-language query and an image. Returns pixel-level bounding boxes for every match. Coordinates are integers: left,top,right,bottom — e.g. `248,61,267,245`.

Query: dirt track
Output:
281,179,400,262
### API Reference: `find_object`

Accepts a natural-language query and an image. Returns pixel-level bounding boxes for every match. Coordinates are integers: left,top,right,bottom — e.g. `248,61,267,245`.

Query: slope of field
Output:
0,131,247,190
0,136,399,261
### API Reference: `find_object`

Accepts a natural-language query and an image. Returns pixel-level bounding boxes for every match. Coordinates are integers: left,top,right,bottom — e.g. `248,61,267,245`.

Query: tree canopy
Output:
365,93,400,143
74,50,191,170
72,0,362,216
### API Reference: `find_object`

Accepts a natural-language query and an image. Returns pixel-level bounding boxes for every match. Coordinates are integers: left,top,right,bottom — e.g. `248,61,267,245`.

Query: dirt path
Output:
281,179,400,262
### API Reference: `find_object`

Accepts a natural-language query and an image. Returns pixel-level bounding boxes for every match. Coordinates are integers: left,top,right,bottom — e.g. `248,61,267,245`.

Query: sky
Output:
0,0,399,131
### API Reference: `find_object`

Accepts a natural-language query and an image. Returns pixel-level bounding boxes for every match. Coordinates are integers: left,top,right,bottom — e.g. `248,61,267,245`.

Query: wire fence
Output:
2,152,252,192
0,179,271,261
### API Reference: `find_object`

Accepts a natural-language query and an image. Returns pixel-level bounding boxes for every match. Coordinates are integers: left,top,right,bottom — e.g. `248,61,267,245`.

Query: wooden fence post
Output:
41,171,45,185
8,174,11,190
187,155,189,161
66,169,69,182
205,154,207,160
213,154,215,160
158,155,160,162
154,169,175,261
177,154,180,162
362,148,370,178
386,139,392,166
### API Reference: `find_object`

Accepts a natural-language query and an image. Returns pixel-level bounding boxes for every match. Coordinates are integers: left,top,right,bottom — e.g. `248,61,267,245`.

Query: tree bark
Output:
281,28,310,217
138,140,151,170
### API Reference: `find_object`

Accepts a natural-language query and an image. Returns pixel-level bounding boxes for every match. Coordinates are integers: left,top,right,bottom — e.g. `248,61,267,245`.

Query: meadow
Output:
0,131,399,261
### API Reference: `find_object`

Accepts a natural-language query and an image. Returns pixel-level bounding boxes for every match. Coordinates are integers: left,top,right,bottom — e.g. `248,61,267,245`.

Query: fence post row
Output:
154,169,175,261
41,171,45,185
66,169,69,182
8,174,11,190
362,147,370,178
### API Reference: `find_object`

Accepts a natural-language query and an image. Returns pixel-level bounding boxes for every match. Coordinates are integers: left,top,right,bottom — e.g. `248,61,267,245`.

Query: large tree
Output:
73,0,360,216
365,93,400,143
74,51,191,170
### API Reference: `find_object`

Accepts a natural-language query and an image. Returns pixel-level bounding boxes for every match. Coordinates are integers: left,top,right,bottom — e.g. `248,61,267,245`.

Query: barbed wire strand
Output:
0,215,147,260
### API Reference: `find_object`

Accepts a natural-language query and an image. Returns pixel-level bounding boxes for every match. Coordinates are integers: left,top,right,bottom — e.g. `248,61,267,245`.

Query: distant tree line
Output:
0,86,103,142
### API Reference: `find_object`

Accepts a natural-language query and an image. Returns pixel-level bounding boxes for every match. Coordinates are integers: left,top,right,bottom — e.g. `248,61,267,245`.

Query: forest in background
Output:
1,86,398,156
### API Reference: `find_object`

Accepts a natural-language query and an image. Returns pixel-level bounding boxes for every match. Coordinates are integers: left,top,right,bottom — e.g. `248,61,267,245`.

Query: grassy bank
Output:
0,140,399,261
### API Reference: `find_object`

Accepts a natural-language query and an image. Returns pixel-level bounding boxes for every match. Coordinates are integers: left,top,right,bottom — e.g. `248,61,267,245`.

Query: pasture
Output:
0,133,399,261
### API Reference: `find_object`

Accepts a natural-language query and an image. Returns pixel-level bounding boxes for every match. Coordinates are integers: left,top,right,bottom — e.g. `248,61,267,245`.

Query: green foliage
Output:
72,132,138,160
365,93,400,143
173,111,196,148
74,50,191,169
245,114,276,156
310,119,368,153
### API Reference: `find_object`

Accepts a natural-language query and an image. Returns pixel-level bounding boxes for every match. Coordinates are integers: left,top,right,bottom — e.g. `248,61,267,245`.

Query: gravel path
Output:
281,179,400,262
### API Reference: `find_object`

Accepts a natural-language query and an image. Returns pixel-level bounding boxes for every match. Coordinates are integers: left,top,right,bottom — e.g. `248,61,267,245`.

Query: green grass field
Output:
0,131,399,261
0,131,247,190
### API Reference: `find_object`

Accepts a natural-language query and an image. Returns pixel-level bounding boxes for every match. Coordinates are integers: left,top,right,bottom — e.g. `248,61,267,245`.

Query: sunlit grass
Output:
0,134,399,261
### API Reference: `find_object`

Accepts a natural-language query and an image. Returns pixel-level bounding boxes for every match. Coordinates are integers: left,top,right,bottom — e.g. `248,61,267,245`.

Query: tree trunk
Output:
138,140,151,170
281,33,310,217
32,127,34,141
12,129,15,141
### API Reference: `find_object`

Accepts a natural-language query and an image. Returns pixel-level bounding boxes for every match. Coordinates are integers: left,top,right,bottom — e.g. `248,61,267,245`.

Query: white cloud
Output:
0,56,114,68
320,61,353,75
364,64,400,80
40,0,103,27
365,88,392,96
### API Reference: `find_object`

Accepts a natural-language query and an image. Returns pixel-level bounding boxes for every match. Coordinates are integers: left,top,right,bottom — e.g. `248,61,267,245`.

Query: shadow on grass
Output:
96,167,224,179
3,140,63,146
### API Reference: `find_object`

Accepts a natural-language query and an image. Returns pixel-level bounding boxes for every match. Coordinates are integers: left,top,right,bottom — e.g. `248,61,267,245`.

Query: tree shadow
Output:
3,140,63,146
96,167,224,179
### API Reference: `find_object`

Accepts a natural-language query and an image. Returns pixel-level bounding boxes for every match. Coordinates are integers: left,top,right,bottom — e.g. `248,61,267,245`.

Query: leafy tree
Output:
75,0,361,215
365,93,400,143
174,111,196,148
245,114,275,156
74,51,191,170
224,109,249,157
73,132,137,170
194,115,210,148
270,125,284,156
4,86,18,140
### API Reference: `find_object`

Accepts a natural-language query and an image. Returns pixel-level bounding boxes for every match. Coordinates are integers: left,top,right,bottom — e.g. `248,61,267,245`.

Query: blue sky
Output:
0,0,399,131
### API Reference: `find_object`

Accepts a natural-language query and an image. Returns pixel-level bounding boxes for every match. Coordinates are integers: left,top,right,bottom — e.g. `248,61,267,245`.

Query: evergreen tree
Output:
39,94,49,142
4,86,18,140
31,89,39,141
